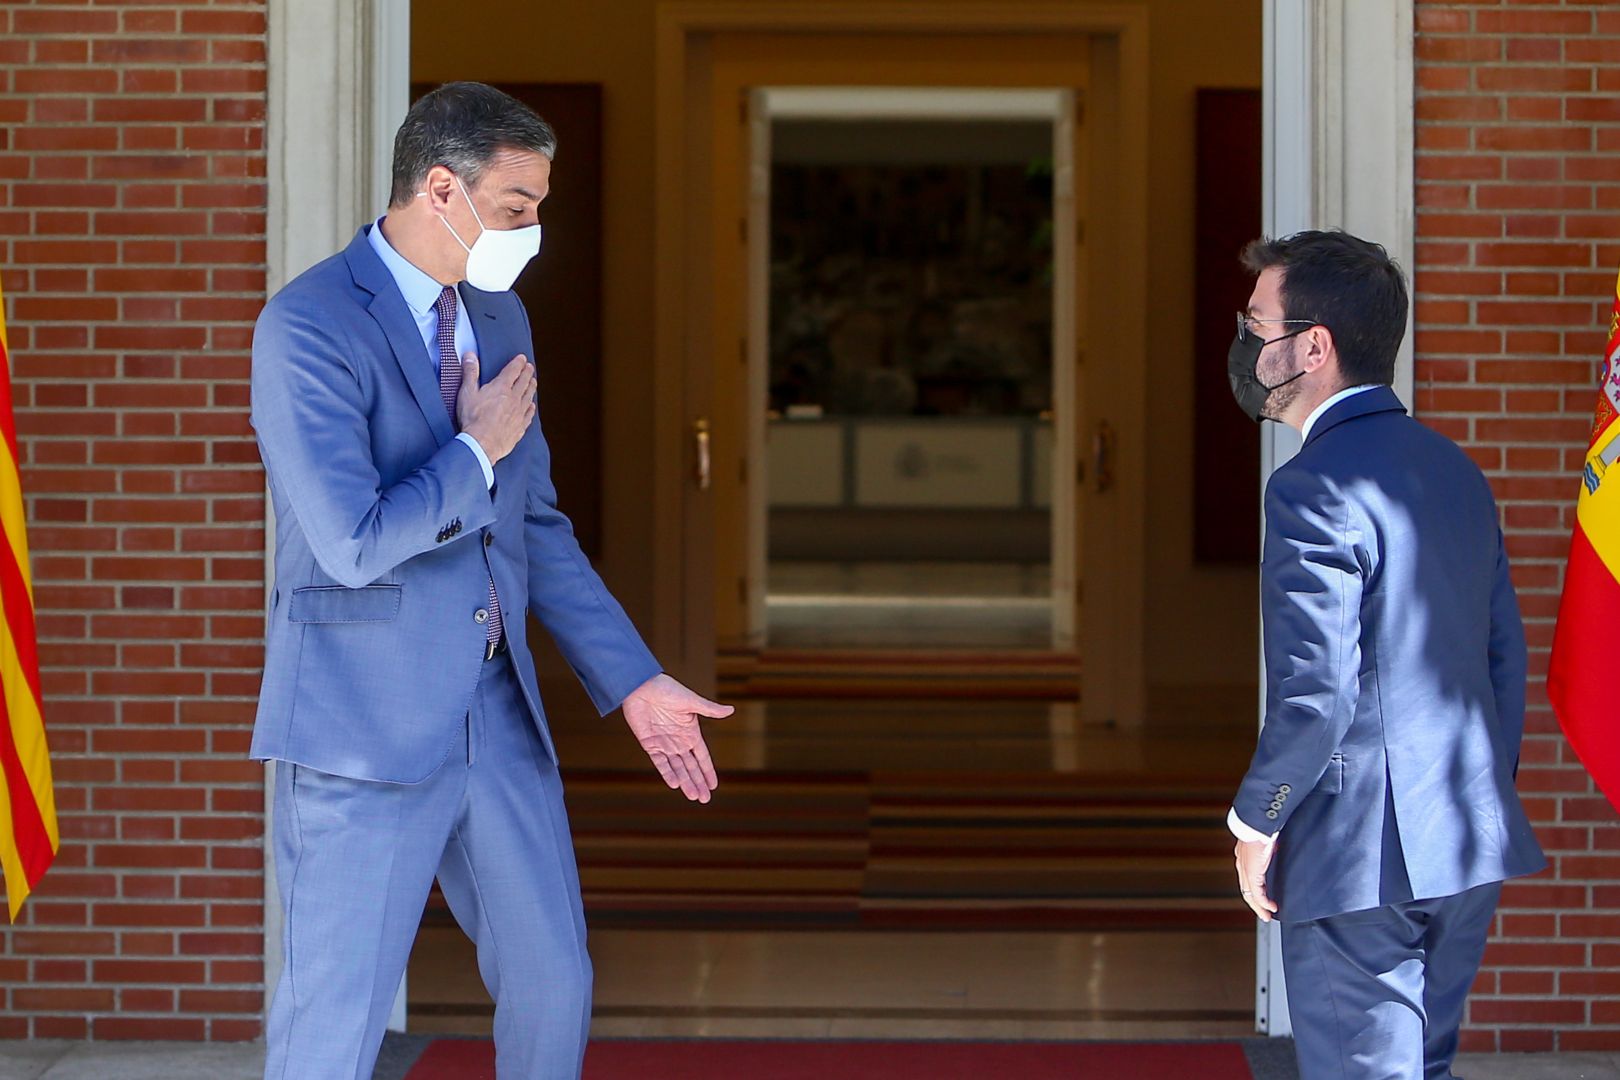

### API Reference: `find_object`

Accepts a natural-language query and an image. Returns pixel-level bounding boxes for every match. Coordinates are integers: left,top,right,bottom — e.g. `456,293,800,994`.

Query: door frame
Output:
651,2,1150,728
1257,0,1416,1038
263,0,412,1033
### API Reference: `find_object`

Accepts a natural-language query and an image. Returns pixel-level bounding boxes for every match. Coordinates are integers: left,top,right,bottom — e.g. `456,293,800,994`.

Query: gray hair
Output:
389,82,557,208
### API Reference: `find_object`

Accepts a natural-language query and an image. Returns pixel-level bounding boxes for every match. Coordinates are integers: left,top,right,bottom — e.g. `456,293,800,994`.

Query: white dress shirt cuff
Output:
1228,806,1277,845
455,433,495,489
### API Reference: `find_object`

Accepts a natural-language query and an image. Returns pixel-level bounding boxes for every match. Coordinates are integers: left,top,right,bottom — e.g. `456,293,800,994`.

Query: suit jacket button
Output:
475,609,489,624
1270,800,1284,811
1266,810,1279,820
1278,784,1292,794
484,534,494,547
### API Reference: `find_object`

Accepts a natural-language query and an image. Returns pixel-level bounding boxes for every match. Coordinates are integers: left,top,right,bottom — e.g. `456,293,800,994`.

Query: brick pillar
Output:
0,3,268,1041
1416,0,1620,1053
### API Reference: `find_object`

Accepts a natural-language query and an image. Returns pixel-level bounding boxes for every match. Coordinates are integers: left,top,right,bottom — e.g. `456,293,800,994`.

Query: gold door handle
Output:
694,418,712,491
1092,420,1115,494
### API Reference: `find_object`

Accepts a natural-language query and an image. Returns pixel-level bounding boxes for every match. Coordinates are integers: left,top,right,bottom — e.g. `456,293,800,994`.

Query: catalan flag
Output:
0,272,57,920
1550,267,1620,812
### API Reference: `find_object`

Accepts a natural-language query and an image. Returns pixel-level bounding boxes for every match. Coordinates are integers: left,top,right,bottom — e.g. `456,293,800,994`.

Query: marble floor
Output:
408,926,1258,1041
766,560,1055,649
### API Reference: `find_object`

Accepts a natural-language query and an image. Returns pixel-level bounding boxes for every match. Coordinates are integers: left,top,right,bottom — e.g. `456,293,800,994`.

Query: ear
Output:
417,165,457,214
1299,324,1335,375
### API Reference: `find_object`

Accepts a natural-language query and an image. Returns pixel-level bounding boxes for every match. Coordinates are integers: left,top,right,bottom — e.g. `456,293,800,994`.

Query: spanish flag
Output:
1550,267,1620,812
0,273,57,920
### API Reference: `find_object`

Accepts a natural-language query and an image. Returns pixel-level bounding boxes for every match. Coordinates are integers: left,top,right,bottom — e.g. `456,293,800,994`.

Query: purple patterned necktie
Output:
434,286,503,648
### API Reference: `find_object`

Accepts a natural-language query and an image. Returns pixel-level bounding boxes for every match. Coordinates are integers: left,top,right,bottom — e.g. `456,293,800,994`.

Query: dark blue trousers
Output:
1281,881,1502,1080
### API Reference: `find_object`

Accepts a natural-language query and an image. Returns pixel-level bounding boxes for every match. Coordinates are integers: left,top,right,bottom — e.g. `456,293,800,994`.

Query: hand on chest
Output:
365,293,537,491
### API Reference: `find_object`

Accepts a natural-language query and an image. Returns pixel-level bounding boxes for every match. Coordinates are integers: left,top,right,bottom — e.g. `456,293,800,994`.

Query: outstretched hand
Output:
621,673,732,803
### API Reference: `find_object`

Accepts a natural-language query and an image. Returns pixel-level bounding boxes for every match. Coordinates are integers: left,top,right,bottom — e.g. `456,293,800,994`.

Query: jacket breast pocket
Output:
287,584,402,624
1314,753,1345,796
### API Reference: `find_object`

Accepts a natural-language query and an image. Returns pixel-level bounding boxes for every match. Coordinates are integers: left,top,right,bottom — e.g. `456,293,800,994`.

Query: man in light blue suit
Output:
250,83,733,1080
1225,231,1545,1079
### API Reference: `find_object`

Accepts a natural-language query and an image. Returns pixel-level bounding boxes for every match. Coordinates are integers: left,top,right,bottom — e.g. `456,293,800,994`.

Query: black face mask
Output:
1227,329,1310,423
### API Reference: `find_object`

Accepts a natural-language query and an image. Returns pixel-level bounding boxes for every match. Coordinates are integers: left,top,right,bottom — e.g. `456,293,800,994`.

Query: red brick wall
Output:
1415,0,1620,1053
0,3,268,1040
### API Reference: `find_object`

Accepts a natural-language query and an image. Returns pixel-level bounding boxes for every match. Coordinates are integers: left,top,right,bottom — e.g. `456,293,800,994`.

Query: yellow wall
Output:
1128,1,1264,705
413,0,1263,706
414,0,666,638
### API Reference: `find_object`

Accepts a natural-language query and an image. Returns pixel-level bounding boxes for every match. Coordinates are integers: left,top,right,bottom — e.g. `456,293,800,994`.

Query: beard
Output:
1260,338,1304,421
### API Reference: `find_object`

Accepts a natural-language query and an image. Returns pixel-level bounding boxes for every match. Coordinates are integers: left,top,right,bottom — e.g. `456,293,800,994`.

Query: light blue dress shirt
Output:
367,217,495,488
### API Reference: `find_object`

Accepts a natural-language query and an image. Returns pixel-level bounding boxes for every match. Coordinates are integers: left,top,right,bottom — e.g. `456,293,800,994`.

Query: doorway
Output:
663,24,1135,716
275,0,1419,1045
752,90,1074,654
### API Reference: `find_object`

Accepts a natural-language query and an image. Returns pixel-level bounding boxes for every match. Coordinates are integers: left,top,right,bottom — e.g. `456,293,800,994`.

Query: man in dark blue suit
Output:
1226,231,1545,1079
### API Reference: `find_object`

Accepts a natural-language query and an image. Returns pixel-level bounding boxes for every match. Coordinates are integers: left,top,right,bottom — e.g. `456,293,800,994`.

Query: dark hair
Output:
388,82,557,208
1241,230,1409,387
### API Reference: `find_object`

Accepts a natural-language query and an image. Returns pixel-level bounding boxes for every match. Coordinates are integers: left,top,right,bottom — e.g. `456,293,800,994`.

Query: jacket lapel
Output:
458,284,523,496
343,227,457,448
458,283,514,389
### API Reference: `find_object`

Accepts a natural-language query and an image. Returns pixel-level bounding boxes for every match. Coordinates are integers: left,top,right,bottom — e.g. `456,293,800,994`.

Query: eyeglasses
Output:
1236,312,1316,344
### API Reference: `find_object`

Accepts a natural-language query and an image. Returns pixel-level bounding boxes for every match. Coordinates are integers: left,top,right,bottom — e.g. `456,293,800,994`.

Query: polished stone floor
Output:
767,560,1055,648
411,926,1257,1040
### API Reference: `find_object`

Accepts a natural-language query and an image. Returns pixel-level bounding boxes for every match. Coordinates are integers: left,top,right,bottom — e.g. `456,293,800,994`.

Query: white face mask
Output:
423,172,542,292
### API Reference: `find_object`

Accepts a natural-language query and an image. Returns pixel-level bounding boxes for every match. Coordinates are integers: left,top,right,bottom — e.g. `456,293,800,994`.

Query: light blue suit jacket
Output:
249,227,661,784
1234,386,1546,924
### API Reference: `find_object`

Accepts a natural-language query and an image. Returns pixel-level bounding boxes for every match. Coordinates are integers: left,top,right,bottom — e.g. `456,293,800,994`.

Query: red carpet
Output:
405,1039,1258,1079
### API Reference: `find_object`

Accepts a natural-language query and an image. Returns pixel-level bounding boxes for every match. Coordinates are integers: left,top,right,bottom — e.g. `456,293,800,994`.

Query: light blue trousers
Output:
263,656,591,1080
1282,881,1502,1080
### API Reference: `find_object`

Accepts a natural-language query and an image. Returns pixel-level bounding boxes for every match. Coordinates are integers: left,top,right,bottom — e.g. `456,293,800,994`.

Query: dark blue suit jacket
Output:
1234,385,1546,923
